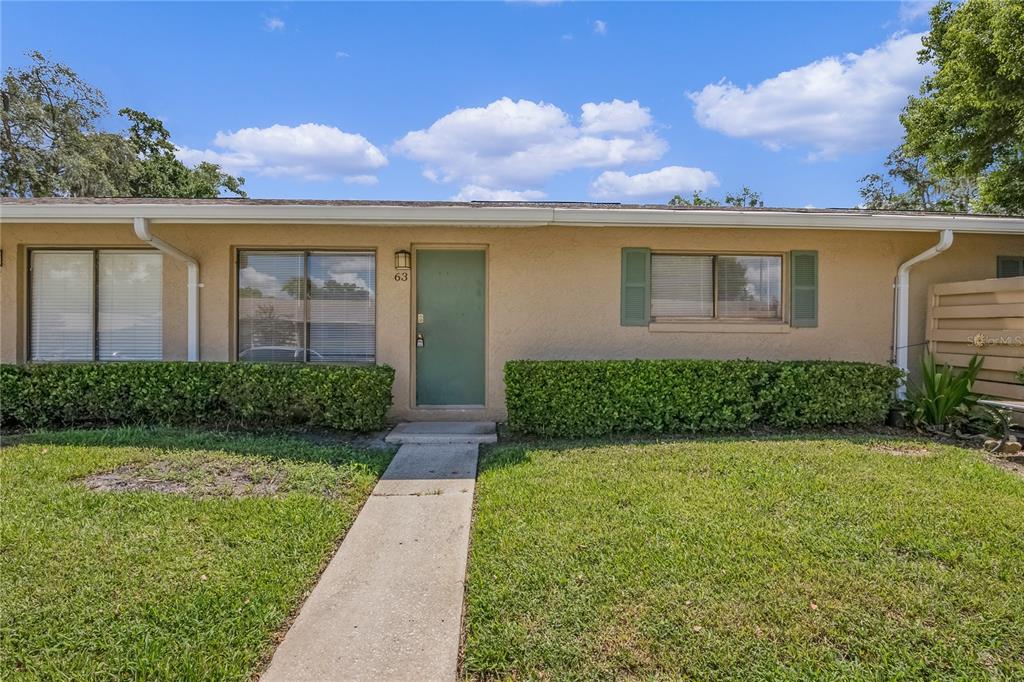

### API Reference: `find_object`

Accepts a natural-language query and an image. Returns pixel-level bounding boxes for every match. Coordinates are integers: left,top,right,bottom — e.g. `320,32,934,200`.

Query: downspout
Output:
893,228,953,397
133,217,199,361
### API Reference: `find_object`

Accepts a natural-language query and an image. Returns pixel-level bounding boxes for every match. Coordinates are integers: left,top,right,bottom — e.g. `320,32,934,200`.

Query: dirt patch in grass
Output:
869,443,933,457
82,459,284,498
989,454,1024,478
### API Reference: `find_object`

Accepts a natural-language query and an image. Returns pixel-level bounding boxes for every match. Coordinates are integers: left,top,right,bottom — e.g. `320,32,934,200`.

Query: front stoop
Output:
385,421,497,445
261,424,486,682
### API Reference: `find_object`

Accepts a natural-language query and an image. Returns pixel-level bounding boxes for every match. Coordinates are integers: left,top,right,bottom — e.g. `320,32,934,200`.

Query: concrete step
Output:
384,421,497,445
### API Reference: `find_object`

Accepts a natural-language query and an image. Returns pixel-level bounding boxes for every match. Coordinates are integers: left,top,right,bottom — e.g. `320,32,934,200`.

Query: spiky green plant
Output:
907,353,984,430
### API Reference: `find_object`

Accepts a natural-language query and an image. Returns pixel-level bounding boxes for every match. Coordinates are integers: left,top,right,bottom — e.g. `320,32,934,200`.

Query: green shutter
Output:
996,255,1023,278
790,250,818,328
620,247,651,326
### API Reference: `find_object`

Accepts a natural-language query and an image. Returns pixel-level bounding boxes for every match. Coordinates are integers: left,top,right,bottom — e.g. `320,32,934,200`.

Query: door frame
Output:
409,244,489,410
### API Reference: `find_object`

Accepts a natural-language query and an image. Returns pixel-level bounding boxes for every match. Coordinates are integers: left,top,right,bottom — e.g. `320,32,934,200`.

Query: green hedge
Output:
504,359,903,437
0,362,394,432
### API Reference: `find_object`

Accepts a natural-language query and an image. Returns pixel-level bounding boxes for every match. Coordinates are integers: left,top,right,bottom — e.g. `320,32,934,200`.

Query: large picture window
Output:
30,250,163,361
237,250,376,363
651,254,782,321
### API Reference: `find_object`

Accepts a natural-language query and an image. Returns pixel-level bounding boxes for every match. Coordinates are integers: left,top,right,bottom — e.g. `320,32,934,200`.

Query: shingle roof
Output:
0,196,1017,219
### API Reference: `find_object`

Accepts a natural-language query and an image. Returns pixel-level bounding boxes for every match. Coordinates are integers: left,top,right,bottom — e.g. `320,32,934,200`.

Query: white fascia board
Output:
2,202,1023,234
0,203,554,226
549,207,1024,234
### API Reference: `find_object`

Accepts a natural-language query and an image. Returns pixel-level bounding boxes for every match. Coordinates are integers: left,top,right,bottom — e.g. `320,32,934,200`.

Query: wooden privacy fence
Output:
927,276,1024,401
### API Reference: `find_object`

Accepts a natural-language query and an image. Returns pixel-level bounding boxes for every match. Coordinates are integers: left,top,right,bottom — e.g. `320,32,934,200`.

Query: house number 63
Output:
394,272,409,281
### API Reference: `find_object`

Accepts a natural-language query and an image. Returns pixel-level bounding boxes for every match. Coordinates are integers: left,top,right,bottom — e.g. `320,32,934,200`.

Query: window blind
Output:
31,250,165,361
98,252,163,360
717,255,781,319
308,252,376,363
237,252,306,361
30,251,95,361
651,255,714,318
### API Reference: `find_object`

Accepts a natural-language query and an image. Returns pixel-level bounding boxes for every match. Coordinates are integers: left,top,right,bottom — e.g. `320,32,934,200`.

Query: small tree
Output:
669,187,764,207
723,186,764,208
669,191,720,207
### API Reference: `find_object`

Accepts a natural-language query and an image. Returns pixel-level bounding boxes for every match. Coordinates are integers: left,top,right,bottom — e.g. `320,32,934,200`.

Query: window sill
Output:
648,321,790,334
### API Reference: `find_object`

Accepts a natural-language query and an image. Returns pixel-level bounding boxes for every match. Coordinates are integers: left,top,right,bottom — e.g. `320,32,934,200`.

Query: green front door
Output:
415,250,486,406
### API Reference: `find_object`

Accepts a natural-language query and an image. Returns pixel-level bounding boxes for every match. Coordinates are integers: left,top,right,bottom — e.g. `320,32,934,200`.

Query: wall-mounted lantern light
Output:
395,249,412,270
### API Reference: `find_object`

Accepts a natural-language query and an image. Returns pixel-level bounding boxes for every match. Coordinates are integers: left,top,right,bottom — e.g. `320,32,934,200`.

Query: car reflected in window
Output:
237,346,325,362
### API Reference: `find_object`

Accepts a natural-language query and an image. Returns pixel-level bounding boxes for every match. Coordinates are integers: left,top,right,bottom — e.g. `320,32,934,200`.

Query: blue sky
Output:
2,1,936,206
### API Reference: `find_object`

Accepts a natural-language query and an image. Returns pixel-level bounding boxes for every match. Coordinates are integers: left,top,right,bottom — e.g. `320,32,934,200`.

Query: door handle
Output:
416,333,425,348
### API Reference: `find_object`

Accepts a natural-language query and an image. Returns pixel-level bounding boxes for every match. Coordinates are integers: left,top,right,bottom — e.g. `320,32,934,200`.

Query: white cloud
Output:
335,50,350,59
343,174,379,185
590,166,718,200
239,266,281,295
688,32,929,160
580,99,652,135
451,185,546,202
593,19,607,35
329,271,372,293
394,97,666,191
899,1,935,23
264,17,285,31
562,33,574,41
177,123,387,181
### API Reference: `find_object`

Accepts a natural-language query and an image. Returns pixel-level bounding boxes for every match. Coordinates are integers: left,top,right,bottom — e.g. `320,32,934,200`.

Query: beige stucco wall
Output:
2,220,1020,421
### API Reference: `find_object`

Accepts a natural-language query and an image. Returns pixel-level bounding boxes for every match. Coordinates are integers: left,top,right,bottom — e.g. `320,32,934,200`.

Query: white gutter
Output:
133,217,199,361
3,202,1024,234
893,229,954,397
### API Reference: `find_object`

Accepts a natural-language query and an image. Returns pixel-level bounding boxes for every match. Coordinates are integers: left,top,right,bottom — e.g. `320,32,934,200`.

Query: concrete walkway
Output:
262,423,491,682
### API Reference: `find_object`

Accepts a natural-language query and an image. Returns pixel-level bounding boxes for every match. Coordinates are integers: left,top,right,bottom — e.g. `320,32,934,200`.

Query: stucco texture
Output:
2,221,1020,420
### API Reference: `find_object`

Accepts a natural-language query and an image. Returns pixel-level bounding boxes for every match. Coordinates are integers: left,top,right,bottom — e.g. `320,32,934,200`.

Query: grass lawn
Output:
464,436,1024,680
0,427,392,680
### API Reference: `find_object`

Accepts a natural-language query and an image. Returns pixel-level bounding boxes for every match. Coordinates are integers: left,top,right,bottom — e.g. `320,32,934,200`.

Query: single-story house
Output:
1,198,1022,421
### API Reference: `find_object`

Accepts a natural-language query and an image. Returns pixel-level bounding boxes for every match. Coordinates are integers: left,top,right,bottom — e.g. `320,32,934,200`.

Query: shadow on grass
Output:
479,426,940,474
4,426,396,475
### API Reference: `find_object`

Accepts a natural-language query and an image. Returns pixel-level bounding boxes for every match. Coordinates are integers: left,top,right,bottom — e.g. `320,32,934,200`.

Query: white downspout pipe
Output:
893,228,953,397
133,217,199,361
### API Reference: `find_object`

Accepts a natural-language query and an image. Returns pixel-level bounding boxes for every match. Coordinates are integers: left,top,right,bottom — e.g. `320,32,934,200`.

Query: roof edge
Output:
1,201,1022,234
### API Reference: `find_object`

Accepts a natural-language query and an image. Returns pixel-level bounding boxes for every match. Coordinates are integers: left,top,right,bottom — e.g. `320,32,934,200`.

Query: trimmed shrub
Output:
505,359,903,437
0,362,394,432
759,361,906,428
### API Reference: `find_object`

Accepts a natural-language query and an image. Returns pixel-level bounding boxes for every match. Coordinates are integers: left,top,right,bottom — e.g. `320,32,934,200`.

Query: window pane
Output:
308,252,376,363
716,255,782,319
31,251,94,361
98,252,163,360
651,255,714,318
238,252,306,362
